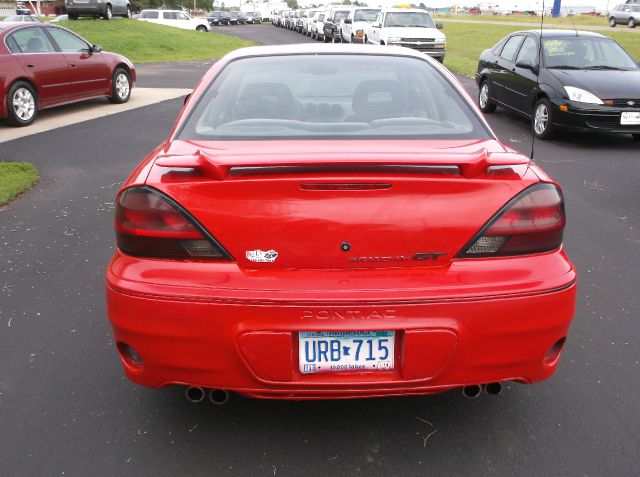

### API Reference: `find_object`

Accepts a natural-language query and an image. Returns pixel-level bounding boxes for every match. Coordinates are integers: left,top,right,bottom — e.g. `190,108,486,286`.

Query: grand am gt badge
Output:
246,249,279,263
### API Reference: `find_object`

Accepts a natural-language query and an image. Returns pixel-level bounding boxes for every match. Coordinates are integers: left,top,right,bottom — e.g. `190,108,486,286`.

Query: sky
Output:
291,0,615,13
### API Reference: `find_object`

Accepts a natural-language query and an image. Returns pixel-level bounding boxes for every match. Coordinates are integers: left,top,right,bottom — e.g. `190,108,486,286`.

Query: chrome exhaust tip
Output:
484,382,503,395
462,384,482,399
208,389,229,405
185,386,205,403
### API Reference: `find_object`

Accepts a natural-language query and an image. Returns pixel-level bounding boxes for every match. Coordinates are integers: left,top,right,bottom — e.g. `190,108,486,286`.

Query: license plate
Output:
621,112,640,125
299,331,395,374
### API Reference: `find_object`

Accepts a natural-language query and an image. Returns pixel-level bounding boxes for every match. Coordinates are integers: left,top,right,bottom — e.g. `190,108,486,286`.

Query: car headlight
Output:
564,86,603,105
387,37,402,43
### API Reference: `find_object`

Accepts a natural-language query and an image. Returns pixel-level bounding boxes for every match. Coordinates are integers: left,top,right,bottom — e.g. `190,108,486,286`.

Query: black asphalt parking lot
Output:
1,24,639,477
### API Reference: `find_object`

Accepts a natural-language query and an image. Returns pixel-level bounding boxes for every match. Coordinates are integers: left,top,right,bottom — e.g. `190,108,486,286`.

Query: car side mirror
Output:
436,22,443,29
91,44,102,53
516,59,538,73
344,19,352,24
373,22,380,28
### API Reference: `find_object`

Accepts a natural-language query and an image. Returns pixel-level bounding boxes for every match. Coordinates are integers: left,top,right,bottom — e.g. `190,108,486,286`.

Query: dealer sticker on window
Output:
621,112,640,125
299,331,395,374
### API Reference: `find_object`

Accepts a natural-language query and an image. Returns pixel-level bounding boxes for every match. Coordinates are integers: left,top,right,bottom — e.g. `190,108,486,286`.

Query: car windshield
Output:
543,37,638,70
384,12,435,28
177,55,489,140
354,9,380,22
333,10,350,21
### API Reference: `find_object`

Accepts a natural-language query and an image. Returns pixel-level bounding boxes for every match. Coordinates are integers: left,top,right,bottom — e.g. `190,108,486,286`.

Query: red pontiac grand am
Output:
106,45,576,404
0,22,134,126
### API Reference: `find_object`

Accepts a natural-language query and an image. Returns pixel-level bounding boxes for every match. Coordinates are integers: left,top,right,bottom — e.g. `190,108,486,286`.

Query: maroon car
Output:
0,22,135,127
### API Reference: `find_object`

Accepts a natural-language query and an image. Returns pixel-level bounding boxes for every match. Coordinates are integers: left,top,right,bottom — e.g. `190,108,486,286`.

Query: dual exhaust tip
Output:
462,382,503,398
185,386,229,405
186,383,502,402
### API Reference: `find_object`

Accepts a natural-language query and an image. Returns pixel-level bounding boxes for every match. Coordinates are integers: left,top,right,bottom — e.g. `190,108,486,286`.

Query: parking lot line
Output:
0,87,191,144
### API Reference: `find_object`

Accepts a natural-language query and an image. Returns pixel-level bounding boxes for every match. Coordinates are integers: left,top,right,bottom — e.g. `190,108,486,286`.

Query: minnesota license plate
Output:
299,331,395,374
621,112,640,125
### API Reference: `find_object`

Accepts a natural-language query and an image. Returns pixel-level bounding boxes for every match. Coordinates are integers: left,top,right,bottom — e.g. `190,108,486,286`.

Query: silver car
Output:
609,3,640,28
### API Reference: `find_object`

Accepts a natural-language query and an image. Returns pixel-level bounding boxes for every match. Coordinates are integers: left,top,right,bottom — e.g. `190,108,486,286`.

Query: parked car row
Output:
207,11,262,26
272,7,447,62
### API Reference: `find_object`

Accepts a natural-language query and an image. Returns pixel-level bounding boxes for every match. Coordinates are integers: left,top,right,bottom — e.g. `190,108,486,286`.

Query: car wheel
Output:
126,5,131,19
7,81,38,127
478,80,497,113
108,68,131,104
632,133,640,141
68,12,78,20
196,25,207,32
104,4,112,20
629,17,637,28
609,17,616,27
532,98,554,140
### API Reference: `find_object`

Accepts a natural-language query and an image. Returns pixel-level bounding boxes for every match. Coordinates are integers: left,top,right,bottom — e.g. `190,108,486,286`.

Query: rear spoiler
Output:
154,148,529,180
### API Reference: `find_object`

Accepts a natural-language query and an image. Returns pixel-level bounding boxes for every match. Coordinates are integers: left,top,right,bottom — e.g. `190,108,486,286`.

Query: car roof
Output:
519,29,608,39
141,9,181,13
382,8,431,13
220,43,442,62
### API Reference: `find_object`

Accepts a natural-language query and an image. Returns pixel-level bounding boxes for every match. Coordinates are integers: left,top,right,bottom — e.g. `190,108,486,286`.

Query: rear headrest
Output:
351,80,406,117
235,82,300,120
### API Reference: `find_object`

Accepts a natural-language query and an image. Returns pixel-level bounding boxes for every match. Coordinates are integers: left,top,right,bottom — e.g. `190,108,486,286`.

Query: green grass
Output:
0,162,39,206
436,14,612,27
58,19,254,63
442,22,640,76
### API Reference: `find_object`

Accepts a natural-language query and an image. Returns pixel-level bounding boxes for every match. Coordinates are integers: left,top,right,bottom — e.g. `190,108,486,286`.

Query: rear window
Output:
7,27,55,53
177,54,490,141
139,11,159,19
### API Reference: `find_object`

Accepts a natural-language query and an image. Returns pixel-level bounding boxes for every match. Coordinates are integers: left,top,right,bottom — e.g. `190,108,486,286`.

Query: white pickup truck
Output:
364,8,446,62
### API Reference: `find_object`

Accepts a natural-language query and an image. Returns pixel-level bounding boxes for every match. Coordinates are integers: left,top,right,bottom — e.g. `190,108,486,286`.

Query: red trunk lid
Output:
145,140,537,270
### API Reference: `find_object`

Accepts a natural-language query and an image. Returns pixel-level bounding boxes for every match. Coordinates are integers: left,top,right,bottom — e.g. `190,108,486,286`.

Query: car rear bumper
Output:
551,100,640,134
106,250,576,399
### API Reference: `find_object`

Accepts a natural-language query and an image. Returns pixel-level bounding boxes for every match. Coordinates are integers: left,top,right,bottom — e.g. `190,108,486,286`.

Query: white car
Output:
138,9,209,32
310,11,326,41
302,9,319,35
365,8,446,62
341,7,380,43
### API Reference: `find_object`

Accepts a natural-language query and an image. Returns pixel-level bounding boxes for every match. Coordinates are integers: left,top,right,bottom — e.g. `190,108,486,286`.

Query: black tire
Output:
478,80,497,113
609,17,616,27
104,4,112,20
532,97,555,140
196,25,207,32
632,134,640,141
68,12,78,20
7,81,38,127
126,5,131,19
629,17,636,28
108,68,131,104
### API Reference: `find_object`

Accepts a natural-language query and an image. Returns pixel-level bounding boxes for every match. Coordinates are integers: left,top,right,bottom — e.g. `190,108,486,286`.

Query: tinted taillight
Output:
115,187,231,260
457,184,565,258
